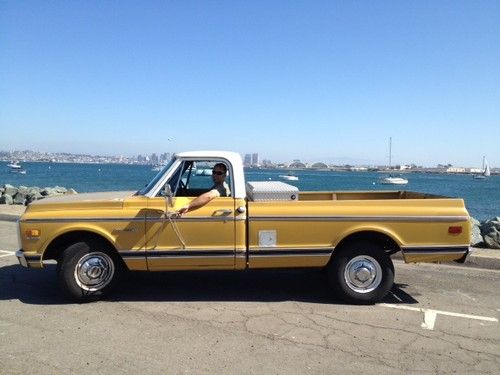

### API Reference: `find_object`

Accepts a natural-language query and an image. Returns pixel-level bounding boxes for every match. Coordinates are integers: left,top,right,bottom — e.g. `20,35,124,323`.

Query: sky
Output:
1,1,499,167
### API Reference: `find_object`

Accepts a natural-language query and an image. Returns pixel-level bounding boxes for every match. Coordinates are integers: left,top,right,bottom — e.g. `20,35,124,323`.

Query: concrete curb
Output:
466,248,500,270
2,216,499,271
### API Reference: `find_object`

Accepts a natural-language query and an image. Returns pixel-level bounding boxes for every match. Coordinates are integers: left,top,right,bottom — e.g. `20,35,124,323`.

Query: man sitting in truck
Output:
177,162,230,215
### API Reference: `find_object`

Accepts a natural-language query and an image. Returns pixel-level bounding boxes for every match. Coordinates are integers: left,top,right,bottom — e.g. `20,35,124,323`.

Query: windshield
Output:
135,158,176,196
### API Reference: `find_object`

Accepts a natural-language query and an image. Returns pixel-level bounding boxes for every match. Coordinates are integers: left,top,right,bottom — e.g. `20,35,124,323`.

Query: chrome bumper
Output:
16,249,28,268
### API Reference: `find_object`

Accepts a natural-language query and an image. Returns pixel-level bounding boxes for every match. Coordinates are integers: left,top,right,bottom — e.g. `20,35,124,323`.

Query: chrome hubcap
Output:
75,252,114,291
344,255,382,293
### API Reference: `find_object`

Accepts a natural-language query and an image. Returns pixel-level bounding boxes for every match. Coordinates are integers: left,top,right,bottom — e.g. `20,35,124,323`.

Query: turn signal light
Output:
448,226,462,235
25,229,41,238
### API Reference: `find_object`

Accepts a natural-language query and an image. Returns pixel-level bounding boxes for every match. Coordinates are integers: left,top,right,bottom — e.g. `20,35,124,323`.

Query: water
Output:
2,162,498,221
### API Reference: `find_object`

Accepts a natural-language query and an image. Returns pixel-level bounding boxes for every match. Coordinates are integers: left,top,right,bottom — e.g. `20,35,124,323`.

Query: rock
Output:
13,192,27,205
28,187,41,196
470,217,483,247
54,186,67,194
41,187,63,197
0,185,73,205
26,192,44,204
481,218,500,249
0,194,13,205
3,184,18,197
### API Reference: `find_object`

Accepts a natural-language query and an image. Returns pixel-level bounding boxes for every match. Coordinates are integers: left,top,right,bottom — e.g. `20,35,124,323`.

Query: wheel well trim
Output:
332,226,403,253
41,225,118,262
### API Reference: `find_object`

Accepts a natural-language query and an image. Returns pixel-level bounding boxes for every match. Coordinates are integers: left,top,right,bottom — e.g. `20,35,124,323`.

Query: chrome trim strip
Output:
402,251,467,256
401,245,469,254
146,216,241,222
249,247,334,252
249,249,333,256
250,253,331,258
22,216,243,224
23,215,468,224
249,215,469,222
402,244,470,250
22,217,145,223
120,249,235,259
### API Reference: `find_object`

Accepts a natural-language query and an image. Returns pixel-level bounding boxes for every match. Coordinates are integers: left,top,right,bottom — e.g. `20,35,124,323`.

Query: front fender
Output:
40,223,118,257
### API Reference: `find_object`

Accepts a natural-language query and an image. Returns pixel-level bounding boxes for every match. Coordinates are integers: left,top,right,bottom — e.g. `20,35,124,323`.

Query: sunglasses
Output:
212,170,225,176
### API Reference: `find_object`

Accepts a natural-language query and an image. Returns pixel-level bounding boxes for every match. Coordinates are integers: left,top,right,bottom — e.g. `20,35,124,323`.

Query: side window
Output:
159,160,232,197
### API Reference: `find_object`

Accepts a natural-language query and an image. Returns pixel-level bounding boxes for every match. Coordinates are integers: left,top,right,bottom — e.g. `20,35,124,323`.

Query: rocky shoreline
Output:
1,184,499,249
0,184,77,206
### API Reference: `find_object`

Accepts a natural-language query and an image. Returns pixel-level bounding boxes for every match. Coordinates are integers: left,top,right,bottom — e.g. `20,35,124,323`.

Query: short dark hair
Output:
213,163,227,173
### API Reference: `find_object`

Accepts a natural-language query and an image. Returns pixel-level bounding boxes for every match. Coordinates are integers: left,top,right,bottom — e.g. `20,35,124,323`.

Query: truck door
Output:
145,160,236,270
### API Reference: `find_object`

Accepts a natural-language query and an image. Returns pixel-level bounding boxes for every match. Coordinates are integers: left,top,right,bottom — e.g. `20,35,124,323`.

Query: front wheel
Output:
327,241,394,304
58,240,121,302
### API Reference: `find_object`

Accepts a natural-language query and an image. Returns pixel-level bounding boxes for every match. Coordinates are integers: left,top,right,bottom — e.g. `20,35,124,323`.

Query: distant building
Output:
446,167,466,173
262,159,273,167
289,161,306,169
244,154,252,166
311,162,328,169
251,153,259,165
160,152,171,163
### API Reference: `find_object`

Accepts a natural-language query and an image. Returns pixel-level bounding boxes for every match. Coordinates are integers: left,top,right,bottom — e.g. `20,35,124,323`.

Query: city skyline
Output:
1,2,499,167
0,148,494,170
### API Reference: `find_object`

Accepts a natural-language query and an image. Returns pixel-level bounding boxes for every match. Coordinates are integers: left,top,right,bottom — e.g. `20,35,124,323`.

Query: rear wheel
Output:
58,240,121,302
327,240,394,304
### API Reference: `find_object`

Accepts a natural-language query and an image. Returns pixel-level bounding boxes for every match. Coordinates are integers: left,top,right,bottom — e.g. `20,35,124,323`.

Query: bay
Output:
1,162,498,221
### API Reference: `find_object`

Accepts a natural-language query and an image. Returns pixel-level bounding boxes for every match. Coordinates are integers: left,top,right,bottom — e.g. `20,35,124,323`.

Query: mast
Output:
389,137,392,169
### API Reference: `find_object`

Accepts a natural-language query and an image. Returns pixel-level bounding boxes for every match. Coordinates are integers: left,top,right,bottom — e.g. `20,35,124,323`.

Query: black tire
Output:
327,240,394,304
57,240,121,302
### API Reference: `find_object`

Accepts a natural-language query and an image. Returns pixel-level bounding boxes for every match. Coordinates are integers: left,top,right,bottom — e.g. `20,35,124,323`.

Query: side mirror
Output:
164,184,173,208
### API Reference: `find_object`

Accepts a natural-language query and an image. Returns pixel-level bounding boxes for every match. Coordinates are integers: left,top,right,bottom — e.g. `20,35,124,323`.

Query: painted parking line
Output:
379,303,499,330
0,250,15,258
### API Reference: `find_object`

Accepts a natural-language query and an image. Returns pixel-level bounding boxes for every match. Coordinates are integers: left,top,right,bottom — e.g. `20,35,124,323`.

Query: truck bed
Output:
297,190,445,201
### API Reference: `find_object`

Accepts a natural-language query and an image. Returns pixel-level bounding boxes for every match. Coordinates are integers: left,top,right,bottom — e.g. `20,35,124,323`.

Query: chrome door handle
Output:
213,209,232,216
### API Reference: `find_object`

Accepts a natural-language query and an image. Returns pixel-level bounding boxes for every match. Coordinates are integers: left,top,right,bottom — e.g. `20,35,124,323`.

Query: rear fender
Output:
333,225,404,251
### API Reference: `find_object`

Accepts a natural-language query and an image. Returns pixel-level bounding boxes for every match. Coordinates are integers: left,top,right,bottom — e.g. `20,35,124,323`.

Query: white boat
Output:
280,173,299,181
195,168,213,176
473,157,490,180
380,137,408,185
380,176,408,185
7,161,22,169
151,165,163,172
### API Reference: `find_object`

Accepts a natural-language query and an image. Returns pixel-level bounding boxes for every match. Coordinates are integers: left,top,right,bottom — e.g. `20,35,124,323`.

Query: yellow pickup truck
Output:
16,151,471,304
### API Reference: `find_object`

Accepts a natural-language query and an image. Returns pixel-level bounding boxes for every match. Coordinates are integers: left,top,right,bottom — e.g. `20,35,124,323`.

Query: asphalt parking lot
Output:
1,220,499,374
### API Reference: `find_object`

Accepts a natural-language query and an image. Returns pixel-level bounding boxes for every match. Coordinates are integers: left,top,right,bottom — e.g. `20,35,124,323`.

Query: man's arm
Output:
177,189,220,215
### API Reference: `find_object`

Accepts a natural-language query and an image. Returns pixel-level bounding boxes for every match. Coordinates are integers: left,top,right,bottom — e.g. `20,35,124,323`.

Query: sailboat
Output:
473,156,490,180
380,137,408,185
